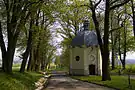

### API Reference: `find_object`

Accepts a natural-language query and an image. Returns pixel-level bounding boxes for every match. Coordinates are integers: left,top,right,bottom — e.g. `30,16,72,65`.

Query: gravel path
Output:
45,76,115,90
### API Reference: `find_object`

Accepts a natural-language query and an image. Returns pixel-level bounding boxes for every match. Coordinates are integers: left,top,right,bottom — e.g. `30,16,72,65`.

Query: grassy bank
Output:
0,71,42,90
72,75,135,90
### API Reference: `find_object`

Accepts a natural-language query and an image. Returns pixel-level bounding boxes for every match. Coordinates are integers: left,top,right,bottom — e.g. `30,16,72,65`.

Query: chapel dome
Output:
71,21,98,47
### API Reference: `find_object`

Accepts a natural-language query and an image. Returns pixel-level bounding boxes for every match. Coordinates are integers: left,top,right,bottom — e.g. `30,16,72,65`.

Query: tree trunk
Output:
112,56,115,69
5,18,20,73
40,12,45,71
91,9,104,54
20,19,33,72
122,10,127,70
110,12,115,70
102,0,111,81
122,61,126,70
27,49,32,71
131,0,135,36
31,49,36,71
118,31,122,60
35,46,40,72
33,9,41,72
0,22,7,71
34,42,40,72
6,17,19,73
90,2,110,80
6,36,18,73
20,30,32,72
122,36,126,70
111,32,115,70
41,53,45,71
30,48,35,71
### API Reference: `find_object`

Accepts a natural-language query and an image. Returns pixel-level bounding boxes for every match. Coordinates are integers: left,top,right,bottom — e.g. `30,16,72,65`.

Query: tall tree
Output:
102,0,110,80
87,0,130,80
20,18,33,72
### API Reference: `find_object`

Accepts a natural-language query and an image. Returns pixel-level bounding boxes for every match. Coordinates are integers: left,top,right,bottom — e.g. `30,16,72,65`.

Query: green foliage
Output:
54,56,61,65
0,71,42,90
56,0,91,39
72,76,135,90
49,65,68,72
124,65,135,74
60,48,70,68
111,65,135,74
15,0,57,72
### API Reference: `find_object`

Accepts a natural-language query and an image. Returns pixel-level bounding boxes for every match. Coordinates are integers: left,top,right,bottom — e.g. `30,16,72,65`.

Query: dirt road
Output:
44,73,115,90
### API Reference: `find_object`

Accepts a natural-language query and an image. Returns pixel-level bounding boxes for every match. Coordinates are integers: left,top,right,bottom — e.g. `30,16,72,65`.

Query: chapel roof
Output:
71,21,98,47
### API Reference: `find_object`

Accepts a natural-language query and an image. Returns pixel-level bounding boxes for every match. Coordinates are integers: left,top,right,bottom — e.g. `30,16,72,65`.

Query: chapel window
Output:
75,56,80,61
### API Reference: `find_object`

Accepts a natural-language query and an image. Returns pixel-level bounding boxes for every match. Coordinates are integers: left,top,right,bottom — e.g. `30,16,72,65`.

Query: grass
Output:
47,66,69,74
71,75,135,90
12,64,21,71
0,71,42,90
13,64,21,67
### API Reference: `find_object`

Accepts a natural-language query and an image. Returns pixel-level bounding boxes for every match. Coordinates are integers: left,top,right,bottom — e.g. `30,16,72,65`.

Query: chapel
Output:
69,20,102,76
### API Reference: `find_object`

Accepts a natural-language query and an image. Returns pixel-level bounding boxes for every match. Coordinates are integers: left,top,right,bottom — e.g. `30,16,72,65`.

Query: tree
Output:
25,2,56,72
86,0,130,81
110,11,119,70
0,0,33,73
112,4,135,69
102,0,110,80
20,18,33,72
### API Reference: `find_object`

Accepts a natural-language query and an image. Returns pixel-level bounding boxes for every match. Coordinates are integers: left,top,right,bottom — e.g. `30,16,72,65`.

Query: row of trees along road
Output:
0,0,135,81
0,0,57,73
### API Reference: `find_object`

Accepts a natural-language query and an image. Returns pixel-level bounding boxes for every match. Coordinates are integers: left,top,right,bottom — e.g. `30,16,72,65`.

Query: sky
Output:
126,52,135,59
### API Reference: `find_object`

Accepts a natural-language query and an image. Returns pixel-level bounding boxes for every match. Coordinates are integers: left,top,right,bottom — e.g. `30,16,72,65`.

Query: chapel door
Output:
89,64,95,75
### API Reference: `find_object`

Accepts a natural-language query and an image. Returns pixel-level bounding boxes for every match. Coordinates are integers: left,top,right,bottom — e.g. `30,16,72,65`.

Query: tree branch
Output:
95,0,102,8
127,13,133,18
89,0,94,9
109,27,122,34
110,0,118,5
110,0,130,10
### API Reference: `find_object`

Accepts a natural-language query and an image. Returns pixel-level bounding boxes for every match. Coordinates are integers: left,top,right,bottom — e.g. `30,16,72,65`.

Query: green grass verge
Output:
71,75,135,90
0,71,42,90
